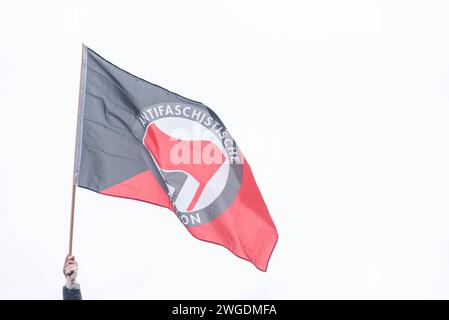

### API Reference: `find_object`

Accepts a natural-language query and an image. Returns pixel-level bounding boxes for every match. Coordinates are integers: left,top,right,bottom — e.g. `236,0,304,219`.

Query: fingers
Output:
64,261,78,270
64,259,77,266
65,265,78,273
64,265,78,276
63,255,78,276
64,260,78,276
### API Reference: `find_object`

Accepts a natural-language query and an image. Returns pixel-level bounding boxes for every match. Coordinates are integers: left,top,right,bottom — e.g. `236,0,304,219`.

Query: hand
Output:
63,255,79,289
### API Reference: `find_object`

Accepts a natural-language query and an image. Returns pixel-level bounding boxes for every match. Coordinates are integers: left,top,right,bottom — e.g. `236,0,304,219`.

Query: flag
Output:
75,46,278,271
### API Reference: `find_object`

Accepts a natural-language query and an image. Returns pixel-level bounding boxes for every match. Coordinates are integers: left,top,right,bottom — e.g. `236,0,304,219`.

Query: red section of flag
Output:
100,155,278,271
101,170,173,210
187,158,278,271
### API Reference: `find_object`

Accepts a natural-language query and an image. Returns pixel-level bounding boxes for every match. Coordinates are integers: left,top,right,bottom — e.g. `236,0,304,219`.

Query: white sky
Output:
1,0,449,299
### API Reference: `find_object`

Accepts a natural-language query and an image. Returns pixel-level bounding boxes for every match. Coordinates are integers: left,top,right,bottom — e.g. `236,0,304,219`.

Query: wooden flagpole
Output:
68,44,85,256
68,182,76,256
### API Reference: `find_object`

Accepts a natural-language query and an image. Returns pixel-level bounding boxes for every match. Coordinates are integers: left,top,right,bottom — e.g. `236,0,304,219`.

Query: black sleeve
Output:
62,286,82,300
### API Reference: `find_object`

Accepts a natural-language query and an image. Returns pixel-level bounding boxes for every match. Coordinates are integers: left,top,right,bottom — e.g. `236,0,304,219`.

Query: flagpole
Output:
68,44,85,256
68,183,76,256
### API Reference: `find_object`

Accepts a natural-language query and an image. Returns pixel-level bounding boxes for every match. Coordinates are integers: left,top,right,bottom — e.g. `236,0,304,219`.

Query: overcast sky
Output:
1,0,449,299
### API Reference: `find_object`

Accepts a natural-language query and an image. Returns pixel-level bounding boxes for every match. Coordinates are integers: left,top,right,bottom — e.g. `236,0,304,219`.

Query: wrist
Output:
65,282,80,290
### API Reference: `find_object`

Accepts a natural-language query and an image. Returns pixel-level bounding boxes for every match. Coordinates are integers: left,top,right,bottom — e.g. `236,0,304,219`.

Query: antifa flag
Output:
74,46,278,271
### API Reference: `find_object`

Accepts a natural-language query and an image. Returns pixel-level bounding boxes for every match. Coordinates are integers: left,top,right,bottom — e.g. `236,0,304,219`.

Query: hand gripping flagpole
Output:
68,44,87,256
